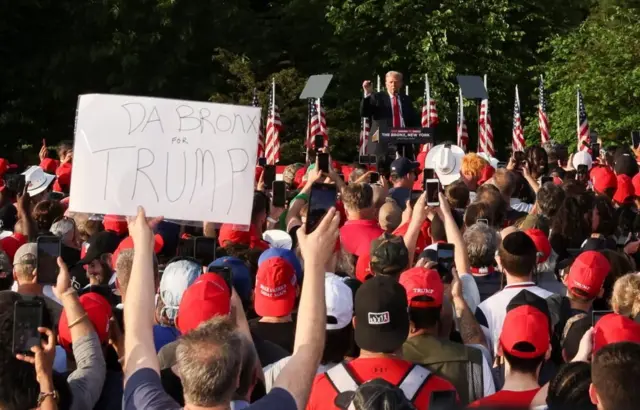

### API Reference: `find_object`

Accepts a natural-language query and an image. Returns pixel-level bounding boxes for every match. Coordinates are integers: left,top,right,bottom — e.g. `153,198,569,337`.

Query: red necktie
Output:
392,95,401,127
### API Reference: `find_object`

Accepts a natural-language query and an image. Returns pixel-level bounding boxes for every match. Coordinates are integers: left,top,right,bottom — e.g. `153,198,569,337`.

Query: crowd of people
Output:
1,136,640,410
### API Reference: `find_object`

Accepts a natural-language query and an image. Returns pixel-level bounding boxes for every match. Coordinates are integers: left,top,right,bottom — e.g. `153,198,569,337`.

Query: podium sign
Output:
379,126,435,144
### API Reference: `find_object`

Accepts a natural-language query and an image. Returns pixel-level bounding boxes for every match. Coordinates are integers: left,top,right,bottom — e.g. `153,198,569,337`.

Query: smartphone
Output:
12,299,44,356
177,237,196,258
423,168,436,180
306,183,337,233
314,135,324,152
429,391,457,410
369,172,380,184
541,176,553,185
318,153,330,173
577,164,588,175
194,237,217,266
258,157,267,167
272,181,287,208
263,165,276,188
410,190,423,208
437,243,455,283
513,151,525,164
632,131,640,149
4,173,26,194
425,180,440,206
208,266,233,294
592,310,613,326
590,143,600,162
36,236,61,285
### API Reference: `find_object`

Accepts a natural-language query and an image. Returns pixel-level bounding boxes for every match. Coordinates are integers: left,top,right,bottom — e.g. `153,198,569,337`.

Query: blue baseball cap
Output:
258,248,303,281
208,257,252,302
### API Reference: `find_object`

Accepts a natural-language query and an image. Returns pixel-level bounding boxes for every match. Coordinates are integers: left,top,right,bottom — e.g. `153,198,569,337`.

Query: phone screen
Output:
423,168,435,180
369,172,380,184
36,237,61,285
425,180,440,205
12,300,44,355
314,135,324,151
177,237,196,258
577,164,588,175
307,183,337,233
437,244,455,283
632,131,640,149
194,237,217,266
592,310,613,326
590,143,600,162
272,181,287,208
318,153,330,173
207,266,233,294
263,165,276,187
410,190,422,208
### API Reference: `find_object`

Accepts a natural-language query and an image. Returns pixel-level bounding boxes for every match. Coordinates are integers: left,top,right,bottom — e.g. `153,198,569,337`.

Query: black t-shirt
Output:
248,319,296,354
472,271,503,302
0,203,17,231
160,368,184,406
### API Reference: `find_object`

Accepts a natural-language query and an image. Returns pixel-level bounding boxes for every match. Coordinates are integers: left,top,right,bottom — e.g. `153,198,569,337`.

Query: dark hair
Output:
494,169,517,198
526,145,549,179
430,215,447,242
537,183,566,218
352,378,416,410
252,191,270,223
322,325,354,365
544,141,569,166
596,249,635,311
342,184,374,211
498,232,537,277
502,350,546,374
31,200,65,233
592,195,616,237
546,362,595,410
476,186,507,227
550,196,590,249
408,306,441,330
562,178,586,197
444,180,469,209
614,149,639,177
463,202,493,228
592,342,640,410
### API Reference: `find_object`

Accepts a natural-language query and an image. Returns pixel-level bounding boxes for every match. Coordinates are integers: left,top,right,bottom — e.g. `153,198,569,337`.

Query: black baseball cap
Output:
370,233,409,278
354,275,409,353
390,157,419,178
78,231,121,265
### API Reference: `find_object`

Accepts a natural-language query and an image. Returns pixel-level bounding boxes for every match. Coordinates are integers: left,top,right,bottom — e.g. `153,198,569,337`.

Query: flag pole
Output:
306,99,311,164
576,86,580,143
425,74,430,127
376,75,381,93
405,85,409,96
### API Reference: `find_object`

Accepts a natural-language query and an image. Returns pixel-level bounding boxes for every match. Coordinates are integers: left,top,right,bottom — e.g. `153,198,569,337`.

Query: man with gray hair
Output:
463,223,502,302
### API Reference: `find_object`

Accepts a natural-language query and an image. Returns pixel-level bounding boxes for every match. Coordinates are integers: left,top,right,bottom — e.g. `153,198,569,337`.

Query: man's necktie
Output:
392,95,401,128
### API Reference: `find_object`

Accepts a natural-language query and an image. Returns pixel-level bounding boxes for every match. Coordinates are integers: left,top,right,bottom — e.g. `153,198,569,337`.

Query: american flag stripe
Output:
478,74,495,157
577,89,590,151
307,98,328,150
265,80,281,165
252,88,265,159
360,91,370,155
538,75,550,144
457,88,468,151
420,74,439,153
512,86,525,152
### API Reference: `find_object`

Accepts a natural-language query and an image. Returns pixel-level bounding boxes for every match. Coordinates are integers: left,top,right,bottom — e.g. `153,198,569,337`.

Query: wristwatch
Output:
37,390,58,406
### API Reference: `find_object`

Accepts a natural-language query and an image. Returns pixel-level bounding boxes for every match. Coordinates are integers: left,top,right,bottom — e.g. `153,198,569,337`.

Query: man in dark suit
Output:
360,71,420,159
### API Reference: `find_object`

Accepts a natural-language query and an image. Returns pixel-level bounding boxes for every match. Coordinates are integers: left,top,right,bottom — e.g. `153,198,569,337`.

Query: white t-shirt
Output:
263,357,337,392
475,283,553,353
510,198,534,214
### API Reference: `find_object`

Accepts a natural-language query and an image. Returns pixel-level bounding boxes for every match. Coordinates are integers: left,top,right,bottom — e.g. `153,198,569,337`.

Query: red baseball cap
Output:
478,164,496,186
40,158,59,174
58,292,112,351
591,166,617,195
218,224,268,250
525,229,551,263
593,313,640,353
399,267,444,308
500,305,550,359
176,273,231,334
632,173,640,197
566,251,610,300
0,159,17,177
355,252,373,283
613,174,635,204
254,257,297,317
0,234,27,263
111,233,164,267
53,162,72,193
293,167,306,189
103,215,128,237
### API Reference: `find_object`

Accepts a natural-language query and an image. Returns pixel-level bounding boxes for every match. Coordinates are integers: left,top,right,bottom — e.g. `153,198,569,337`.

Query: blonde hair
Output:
461,153,488,178
385,71,403,80
611,273,640,318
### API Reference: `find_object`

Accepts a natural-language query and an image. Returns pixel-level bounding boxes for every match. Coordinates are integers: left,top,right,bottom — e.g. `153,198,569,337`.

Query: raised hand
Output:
362,80,373,94
127,206,163,250
16,327,56,385
53,257,72,299
297,207,340,268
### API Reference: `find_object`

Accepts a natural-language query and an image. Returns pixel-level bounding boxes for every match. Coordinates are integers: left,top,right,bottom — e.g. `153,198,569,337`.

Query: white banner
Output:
69,94,260,225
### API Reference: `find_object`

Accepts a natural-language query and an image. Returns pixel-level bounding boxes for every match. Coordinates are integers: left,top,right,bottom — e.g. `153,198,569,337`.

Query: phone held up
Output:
263,165,276,188
207,266,234,295
13,298,44,356
36,236,62,285
306,183,337,233
318,153,330,174
437,243,455,284
272,181,287,208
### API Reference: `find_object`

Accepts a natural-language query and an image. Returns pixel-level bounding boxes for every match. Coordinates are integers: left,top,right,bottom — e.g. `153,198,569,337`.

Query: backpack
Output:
326,362,431,409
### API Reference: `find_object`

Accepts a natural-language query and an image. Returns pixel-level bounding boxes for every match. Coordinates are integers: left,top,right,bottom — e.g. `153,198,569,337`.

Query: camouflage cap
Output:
370,233,409,278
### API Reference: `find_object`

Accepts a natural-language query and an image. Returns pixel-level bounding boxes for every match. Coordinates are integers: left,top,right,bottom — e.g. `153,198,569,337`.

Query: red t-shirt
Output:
468,388,540,408
339,219,384,257
306,357,457,410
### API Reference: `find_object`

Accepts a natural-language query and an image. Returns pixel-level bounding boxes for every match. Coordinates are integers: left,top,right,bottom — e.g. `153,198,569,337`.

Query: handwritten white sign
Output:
69,94,260,225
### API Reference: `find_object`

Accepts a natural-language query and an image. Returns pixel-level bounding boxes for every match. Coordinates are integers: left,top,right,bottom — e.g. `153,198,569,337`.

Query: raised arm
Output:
123,207,163,382
273,208,340,409
403,192,428,267
438,192,470,275
285,166,322,231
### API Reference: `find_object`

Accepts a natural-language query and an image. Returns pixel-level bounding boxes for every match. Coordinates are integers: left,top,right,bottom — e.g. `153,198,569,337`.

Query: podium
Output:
378,124,435,145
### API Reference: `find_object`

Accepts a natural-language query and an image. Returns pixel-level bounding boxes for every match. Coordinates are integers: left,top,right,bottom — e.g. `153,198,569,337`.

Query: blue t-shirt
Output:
153,325,180,353
124,368,297,410
388,187,411,210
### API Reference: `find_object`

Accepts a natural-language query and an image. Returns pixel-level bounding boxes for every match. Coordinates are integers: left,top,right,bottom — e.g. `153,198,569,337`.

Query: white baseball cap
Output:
325,273,353,331
425,144,465,186
262,230,293,250
572,151,593,171
477,152,499,169
22,166,55,197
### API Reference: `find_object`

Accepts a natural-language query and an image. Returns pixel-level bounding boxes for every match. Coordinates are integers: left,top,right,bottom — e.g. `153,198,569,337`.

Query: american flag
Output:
252,88,265,159
512,86,525,152
577,88,590,151
420,74,439,153
538,75,550,144
457,88,468,151
265,80,281,165
307,98,328,150
478,74,494,157
360,91,370,155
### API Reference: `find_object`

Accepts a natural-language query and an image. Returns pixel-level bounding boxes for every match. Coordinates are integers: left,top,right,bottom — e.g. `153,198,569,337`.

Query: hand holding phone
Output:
425,180,440,206
263,165,276,188
318,153,330,174
306,183,337,233
36,236,62,285
437,244,455,284
12,299,44,356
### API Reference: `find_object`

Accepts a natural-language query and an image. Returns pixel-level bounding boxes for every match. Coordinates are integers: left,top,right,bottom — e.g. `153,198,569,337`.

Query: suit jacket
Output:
360,91,420,128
